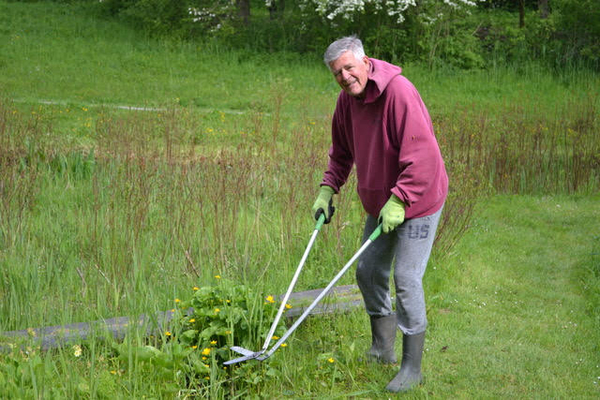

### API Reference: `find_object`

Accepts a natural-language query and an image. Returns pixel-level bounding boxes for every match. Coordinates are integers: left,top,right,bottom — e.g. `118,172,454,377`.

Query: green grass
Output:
3,195,597,398
0,1,335,116
421,195,600,397
0,0,599,398
249,195,600,398
0,0,337,157
2,1,598,140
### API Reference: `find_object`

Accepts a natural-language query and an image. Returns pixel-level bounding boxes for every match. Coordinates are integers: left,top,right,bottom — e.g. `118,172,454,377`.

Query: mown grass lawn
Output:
423,195,599,397
249,194,599,398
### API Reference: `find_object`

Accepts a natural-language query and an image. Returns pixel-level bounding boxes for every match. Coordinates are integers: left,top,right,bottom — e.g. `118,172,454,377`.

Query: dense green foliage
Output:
88,0,600,69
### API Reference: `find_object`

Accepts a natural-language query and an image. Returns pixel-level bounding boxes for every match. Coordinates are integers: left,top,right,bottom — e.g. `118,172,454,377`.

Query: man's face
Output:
329,51,370,98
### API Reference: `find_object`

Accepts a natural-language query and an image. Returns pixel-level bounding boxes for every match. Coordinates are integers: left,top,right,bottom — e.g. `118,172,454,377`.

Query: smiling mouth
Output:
343,80,358,89
342,80,365,98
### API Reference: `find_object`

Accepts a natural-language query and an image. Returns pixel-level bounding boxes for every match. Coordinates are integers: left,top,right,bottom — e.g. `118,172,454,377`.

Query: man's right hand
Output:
311,186,335,224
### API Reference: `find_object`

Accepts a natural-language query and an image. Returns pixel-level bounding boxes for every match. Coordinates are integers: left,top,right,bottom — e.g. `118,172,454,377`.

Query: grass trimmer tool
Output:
224,221,383,365
225,213,328,365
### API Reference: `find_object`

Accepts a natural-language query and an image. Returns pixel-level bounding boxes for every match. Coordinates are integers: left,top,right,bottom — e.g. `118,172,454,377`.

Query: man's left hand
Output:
378,195,405,233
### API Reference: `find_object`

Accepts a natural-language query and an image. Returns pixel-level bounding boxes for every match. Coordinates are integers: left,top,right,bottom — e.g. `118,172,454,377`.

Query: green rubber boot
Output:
386,331,425,392
366,314,397,364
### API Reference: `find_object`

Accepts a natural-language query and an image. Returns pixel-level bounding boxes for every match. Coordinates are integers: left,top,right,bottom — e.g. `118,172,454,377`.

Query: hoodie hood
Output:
363,58,403,104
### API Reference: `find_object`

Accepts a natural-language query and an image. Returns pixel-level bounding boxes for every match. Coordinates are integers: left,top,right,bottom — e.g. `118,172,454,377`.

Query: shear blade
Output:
223,353,258,365
229,346,255,357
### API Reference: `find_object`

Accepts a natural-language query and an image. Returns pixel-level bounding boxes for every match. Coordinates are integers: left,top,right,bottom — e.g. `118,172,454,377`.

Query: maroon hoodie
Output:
321,58,448,219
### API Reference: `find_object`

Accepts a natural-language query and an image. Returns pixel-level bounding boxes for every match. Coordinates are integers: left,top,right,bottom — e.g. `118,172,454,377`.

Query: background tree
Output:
237,0,250,25
538,0,549,18
518,0,525,27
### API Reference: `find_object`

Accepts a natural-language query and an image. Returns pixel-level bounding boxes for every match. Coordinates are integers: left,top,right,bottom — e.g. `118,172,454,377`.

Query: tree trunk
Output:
237,0,250,25
518,0,525,28
269,0,285,20
538,0,550,19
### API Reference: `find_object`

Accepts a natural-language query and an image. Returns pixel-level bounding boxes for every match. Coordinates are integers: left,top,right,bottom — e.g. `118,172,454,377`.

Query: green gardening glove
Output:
378,195,405,233
311,186,335,224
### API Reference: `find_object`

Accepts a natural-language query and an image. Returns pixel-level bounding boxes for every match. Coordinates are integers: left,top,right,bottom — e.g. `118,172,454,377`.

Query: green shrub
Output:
113,279,287,394
552,0,600,66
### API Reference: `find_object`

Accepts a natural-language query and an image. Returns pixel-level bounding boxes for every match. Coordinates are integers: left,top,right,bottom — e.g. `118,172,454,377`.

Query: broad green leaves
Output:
114,279,287,389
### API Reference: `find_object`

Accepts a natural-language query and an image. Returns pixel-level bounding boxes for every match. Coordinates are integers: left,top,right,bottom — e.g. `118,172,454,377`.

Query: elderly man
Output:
312,36,448,392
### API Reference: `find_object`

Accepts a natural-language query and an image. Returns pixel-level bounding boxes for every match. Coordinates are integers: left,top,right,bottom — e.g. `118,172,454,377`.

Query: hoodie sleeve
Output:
321,96,354,192
387,77,445,209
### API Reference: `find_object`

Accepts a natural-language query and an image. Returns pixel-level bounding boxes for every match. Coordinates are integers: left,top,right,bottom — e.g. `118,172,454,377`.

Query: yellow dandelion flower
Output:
285,303,292,309
193,286,199,291
328,357,335,363
175,298,181,303
272,336,280,340
192,345,198,349
280,343,287,348
214,275,221,279
210,340,217,345
202,356,207,360
170,309,175,312
202,348,211,356
214,308,220,313
266,295,275,304
110,370,117,375
165,331,171,336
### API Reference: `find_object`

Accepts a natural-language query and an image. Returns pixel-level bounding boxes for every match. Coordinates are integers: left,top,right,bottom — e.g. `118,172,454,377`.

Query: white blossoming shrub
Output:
289,0,483,68
298,0,478,24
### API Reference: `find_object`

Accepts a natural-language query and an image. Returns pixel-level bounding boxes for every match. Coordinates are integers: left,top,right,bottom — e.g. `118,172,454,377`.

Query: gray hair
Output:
323,35,366,69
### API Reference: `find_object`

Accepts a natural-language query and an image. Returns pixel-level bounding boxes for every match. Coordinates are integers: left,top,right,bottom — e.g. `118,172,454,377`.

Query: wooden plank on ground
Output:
283,284,363,318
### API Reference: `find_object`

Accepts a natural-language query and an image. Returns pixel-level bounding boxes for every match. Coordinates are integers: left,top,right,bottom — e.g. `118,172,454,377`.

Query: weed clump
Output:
112,280,286,396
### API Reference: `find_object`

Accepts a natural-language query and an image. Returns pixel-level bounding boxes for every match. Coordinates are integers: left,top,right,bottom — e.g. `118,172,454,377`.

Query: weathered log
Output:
1,285,363,351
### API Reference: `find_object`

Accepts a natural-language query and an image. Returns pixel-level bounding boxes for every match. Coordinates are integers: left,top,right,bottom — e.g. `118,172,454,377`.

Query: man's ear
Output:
362,55,370,68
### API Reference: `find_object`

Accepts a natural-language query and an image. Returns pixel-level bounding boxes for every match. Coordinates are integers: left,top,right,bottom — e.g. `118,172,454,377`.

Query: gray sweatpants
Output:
356,206,443,335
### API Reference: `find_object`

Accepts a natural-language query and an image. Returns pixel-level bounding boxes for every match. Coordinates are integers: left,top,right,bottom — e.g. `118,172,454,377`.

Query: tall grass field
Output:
1,1,599,398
